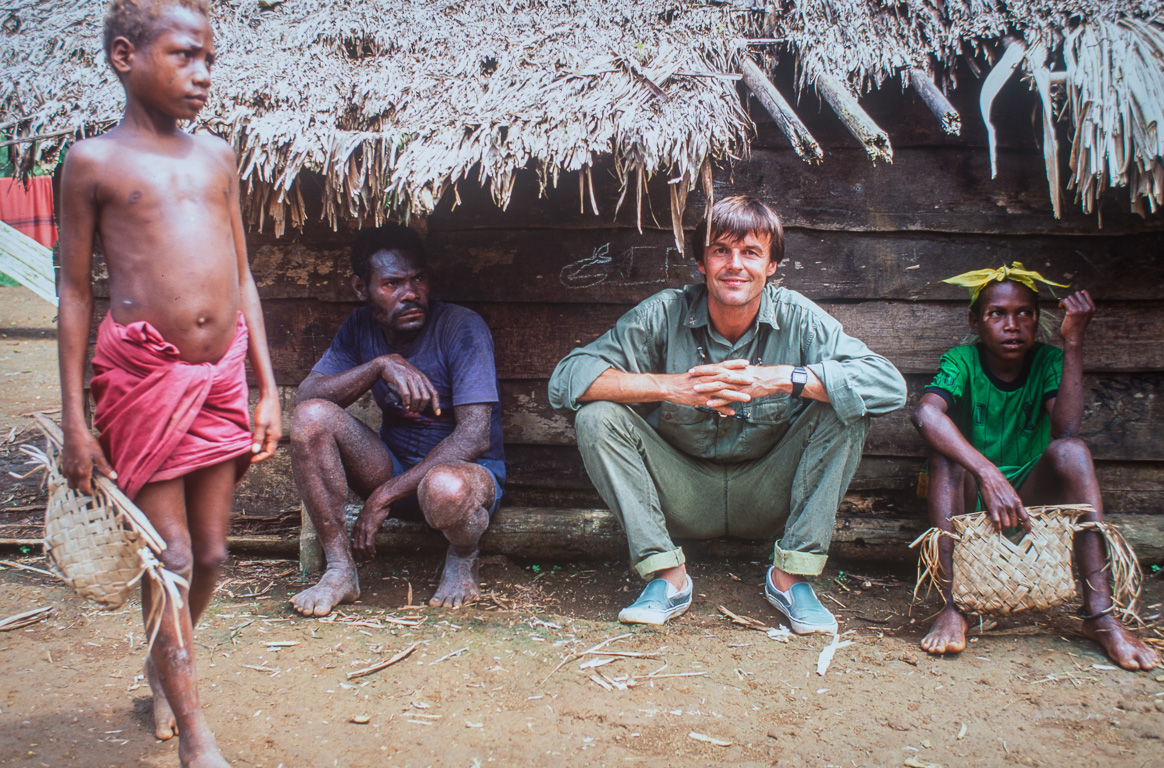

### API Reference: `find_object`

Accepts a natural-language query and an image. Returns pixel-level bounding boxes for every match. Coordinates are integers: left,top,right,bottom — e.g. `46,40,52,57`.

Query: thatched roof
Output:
2,0,1162,239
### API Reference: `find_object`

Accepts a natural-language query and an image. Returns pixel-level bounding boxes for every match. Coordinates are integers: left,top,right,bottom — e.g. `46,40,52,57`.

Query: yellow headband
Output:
942,262,1067,303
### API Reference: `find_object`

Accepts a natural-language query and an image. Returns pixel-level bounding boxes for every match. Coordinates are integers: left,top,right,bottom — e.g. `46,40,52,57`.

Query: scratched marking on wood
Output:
560,243,677,290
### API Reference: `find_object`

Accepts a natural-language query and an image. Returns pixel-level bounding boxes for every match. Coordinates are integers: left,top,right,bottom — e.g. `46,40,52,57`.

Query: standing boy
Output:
911,263,1157,671
57,1,282,766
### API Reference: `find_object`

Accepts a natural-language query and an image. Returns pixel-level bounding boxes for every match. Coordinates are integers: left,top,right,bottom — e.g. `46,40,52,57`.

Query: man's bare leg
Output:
289,400,395,616
137,468,233,768
418,462,496,608
1022,439,1159,671
920,453,970,655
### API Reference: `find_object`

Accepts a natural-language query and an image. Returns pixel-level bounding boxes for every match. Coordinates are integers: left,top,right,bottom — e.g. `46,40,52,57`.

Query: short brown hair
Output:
103,0,211,59
692,195,785,265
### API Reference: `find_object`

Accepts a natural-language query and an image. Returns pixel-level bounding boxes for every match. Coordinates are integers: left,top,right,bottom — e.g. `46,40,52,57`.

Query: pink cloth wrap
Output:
90,312,253,500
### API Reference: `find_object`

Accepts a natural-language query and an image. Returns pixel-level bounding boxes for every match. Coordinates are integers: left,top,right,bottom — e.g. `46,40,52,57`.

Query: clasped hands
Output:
676,358,794,417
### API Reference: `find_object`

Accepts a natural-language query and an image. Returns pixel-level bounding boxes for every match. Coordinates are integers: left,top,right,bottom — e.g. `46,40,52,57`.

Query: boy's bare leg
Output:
290,400,396,616
920,453,971,655
137,467,234,768
1021,438,1159,671
418,462,494,608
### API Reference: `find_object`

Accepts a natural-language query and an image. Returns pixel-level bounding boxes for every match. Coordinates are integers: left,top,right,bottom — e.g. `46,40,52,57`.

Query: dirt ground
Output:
1,284,1162,768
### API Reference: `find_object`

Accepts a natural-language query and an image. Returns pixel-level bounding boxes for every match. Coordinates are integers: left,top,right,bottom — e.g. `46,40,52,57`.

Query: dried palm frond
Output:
21,414,187,650
911,504,1142,621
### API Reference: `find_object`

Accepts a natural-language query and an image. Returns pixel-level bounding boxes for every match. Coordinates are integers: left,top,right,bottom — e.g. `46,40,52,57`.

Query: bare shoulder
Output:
61,134,118,177
192,132,237,166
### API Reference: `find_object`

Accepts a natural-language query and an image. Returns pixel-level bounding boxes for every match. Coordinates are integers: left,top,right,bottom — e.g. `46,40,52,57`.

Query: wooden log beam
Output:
269,507,1164,567
739,58,823,162
909,69,961,136
814,73,893,163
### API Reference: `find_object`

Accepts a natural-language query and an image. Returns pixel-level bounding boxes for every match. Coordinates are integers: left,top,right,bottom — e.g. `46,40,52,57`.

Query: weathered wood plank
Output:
0,221,57,306
253,299,1164,384
496,373,1164,462
243,227,1164,304
426,149,1164,236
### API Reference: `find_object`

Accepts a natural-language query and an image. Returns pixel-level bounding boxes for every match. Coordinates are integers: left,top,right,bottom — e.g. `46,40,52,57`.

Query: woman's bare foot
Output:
921,604,968,655
144,656,177,740
429,546,480,608
290,567,360,617
1081,613,1160,671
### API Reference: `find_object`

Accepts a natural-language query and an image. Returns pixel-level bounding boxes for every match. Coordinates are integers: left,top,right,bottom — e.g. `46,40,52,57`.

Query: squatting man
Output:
550,195,907,633
289,224,506,617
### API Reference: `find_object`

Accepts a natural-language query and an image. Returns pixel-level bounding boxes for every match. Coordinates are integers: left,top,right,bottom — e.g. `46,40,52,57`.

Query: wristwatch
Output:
790,366,809,399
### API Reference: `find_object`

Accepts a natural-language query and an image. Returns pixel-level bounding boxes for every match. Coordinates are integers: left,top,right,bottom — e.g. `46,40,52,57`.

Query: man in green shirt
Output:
549,196,907,632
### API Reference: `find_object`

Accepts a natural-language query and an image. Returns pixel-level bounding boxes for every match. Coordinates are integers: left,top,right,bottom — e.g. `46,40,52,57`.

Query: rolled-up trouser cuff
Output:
773,545,827,576
634,548,686,580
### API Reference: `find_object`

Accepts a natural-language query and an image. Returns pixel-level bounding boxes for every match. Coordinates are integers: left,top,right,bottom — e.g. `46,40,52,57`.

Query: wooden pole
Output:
815,74,893,163
739,58,823,163
908,69,961,136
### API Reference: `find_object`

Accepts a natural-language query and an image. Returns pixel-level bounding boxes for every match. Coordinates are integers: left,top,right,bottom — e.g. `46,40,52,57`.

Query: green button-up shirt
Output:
549,283,907,462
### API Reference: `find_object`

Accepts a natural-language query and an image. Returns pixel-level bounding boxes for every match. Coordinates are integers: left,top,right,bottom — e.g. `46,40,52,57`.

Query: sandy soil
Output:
0,284,1162,768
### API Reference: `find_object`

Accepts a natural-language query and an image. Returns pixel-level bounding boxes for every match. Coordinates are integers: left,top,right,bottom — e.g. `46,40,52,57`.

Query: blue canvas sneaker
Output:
618,576,692,625
764,568,838,635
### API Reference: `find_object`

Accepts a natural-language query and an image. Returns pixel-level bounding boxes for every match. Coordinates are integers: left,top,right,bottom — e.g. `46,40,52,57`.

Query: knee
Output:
159,545,195,581
928,451,965,483
1044,437,1092,471
418,464,482,529
290,399,344,447
574,400,620,436
193,544,229,574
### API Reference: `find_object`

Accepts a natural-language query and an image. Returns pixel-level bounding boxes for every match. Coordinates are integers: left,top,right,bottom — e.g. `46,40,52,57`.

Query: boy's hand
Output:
352,485,394,560
976,466,1031,533
378,354,441,415
250,393,282,463
1059,290,1095,345
61,429,116,496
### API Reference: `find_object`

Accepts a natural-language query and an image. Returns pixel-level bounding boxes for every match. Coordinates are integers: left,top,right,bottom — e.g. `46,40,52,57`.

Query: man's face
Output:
696,230,777,311
120,6,214,122
969,281,1039,364
354,249,430,343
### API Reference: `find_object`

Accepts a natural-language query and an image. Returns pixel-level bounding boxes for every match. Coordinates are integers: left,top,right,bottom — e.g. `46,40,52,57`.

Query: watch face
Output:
792,367,808,383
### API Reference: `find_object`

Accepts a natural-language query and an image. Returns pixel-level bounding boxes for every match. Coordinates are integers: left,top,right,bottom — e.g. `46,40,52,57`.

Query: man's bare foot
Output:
290,567,360,617
921,604,968,655
144,656,176,740
177,729,233,768
1081,613,1160,671
429,546,480,608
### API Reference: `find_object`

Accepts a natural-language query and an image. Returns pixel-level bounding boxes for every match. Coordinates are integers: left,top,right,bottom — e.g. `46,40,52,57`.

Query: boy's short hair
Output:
103,0,211,60
970,279,1041,318
350,223,426,282
692,195,785,265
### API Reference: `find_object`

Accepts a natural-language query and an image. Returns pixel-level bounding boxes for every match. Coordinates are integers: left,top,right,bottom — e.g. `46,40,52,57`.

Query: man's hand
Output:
689,359,794,414
250,392,283,463
352,483,395,560
1059,290,1095,346
61,428,116,496
379,354,441,415
975,465,1031,533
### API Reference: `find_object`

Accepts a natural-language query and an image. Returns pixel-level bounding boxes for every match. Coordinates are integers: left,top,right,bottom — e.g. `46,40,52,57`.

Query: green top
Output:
548,283,907,462
925,342,1062,476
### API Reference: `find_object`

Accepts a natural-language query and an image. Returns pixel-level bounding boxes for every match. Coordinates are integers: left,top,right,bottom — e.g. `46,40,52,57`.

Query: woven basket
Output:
23,414,187,646
911,504,1141,618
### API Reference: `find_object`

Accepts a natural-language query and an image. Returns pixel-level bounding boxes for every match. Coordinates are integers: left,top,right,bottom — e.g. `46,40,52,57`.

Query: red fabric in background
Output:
90,312,254,500
0,176,57,248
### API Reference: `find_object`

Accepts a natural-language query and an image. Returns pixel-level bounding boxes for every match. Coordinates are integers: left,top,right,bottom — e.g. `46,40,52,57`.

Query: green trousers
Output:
574,400,869,578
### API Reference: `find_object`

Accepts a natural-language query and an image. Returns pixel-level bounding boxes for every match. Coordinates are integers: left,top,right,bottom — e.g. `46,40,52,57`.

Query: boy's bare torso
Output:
76,127,242,364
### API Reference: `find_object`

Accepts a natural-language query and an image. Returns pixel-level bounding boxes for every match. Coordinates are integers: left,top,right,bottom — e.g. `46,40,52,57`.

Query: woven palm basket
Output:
23,414,187,646
911,504,1141,618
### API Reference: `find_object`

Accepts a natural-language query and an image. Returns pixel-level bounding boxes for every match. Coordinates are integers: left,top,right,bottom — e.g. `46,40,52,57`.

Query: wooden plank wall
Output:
93,67,1164,555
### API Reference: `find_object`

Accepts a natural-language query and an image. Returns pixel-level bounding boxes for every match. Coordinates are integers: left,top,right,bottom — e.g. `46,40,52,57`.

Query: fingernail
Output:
253,443,261,453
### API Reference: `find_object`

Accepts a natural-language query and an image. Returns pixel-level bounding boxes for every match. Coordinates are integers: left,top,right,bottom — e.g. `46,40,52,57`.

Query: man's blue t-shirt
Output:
312,303,506,486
